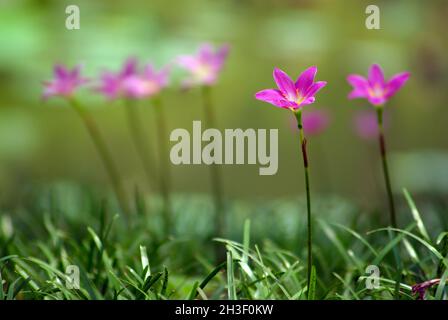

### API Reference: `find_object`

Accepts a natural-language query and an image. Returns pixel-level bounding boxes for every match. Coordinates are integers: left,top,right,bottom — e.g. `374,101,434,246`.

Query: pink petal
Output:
156,66,171,87
347,75,369,100
368,96,386,106
368,64,385,86
215,44,230,65
385,72,410,99
122,76,149,98
122,58,138,77
299,96,316,107
143,63,155,78
347,74,369,89
54,65,69,79
177,55,200,72
295,66,317,95
70,65,81,79
348,88,367,99
273,68,297,101
304,81,326,99
209,44,230,71
255,89,290,108
44,64,86,99
42,84,56,100
198,43,214,61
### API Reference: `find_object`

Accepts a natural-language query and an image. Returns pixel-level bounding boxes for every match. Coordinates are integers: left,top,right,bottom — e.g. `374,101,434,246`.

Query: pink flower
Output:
290,109,330,135
121,64,170,99
43,64,88,99
353,109,389,140
97,58,138,99
303,109,330,135
347,64,410,106
255,67,327,110
97,59,170,99
177,43,230,87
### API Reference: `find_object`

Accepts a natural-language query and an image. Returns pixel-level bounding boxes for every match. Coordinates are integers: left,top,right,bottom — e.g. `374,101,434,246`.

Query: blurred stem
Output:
125,99,156,191
152,96,172,234
68,98,130,217
376,107,397,228
293,109,312,293
201,86,225,247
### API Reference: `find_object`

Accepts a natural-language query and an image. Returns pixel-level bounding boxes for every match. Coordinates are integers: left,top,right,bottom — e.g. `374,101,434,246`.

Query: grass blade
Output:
435,265,448,300
227,251,237,300
307,265,316,300
188,281,199,300
140,245,151,280
403,189,430,242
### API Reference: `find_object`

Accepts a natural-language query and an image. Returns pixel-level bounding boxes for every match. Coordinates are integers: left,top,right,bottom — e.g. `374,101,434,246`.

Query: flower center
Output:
196,64,212,80
295,91,305,105
368,83,384,98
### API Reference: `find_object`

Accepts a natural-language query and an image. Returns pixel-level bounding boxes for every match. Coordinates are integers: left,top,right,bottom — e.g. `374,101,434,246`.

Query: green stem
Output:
201,86,225,243
152,96,173,234
125,99,156,189
68,98,130,216
293,110,312,292
376,107,401,299
376,107,397,228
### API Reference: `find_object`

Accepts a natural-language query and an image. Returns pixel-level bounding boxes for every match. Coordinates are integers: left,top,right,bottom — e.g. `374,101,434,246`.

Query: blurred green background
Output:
0,0,447,211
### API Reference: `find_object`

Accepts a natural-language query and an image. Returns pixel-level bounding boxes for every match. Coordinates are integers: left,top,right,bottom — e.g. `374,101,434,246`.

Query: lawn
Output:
1,185,446,300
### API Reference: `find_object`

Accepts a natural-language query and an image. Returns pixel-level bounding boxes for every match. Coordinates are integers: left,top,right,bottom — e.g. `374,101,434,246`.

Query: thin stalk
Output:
68,98,130,216
201,86,225,246
125,99,156,189
293,110,313,292
152,96,173,234
376,107,401,299
376,107,397,228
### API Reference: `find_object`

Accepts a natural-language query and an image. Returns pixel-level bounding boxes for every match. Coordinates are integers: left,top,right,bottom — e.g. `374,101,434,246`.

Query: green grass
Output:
0,184,447,300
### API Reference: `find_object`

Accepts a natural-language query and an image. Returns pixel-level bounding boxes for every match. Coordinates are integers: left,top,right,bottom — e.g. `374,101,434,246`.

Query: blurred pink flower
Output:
43,64,88,99
290,109,330,135
121,63,170,99
97,59,169,99
347,64,410,106
255,67,327,110
97,58,138,99
353,109,389,140
177,43,229,87
303,109,330,135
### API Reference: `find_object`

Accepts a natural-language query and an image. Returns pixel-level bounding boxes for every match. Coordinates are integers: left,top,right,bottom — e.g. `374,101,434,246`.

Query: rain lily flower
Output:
97,58,138,99
289,109,330,135
177,43,229,88
98,59,172,230
255,67,327,110
255,66,327,297
302,109,330,136
122,64,170,99
412,279,440,300
43,64,88,99
110,61,172,232
347,64,410,106
98,59,169,99
42,64,129,216
177,43,230,250
354,110,389,140
347,64,410,229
